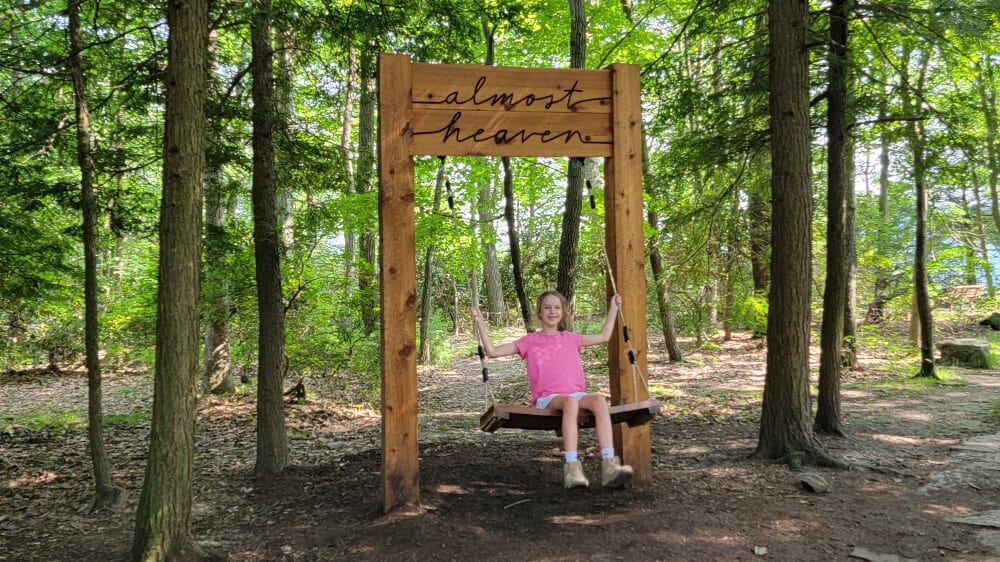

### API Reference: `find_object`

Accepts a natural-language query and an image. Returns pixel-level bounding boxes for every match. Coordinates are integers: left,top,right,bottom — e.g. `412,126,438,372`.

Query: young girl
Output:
471,290,633,490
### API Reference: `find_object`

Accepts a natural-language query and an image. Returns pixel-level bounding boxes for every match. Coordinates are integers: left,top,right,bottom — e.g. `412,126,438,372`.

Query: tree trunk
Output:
251,0,289,474
275,26,295,253
68,0,123,511
978,58,1000,234
201,165,235,395
342,48,358,289
755,0,833,467
748,188,770,296
815,0,849,436
201,29,234,395
502,157,533,332
842,139,858,367
419,161,446,364
972,172,995,296
480,172,507,325
905,48,936,379
649,240,683,362
130,0,207,557
556,0,587,324
357,47,378,335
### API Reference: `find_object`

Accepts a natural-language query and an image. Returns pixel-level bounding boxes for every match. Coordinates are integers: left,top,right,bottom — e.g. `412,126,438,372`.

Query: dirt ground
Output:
4,328,1000,561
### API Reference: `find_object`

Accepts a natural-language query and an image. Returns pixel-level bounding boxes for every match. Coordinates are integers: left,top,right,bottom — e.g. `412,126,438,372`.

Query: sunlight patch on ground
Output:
434,483,471,495
922,503,975,517
870,433,960,447
6,470,60,489
548,512,634,525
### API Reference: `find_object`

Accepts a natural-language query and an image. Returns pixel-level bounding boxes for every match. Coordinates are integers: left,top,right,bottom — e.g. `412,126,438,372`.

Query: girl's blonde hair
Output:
535,290,569,331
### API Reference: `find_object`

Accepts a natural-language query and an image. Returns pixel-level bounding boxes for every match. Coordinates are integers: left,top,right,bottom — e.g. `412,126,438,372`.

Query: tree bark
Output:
342,48,358,289
419,161,446,364
503,157,533,332
357,47,378,335
649,241,683,362
480,172,507,325
971,171,995,296
275,26,295,253
201,29,234,395
130,0,207,557
815,0,849,436
905,48,936,379
251,0,289,474
842,139,858,367
755,0,833,467
748,188,770,296
68,0,124,511
556,0,588,324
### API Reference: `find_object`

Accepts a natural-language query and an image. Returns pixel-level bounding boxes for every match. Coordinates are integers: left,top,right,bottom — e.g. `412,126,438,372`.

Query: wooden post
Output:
377,53,420,513
604,63,653,484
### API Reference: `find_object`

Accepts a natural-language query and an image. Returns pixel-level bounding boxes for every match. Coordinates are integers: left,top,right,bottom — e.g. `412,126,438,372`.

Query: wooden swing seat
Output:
479,399,661,433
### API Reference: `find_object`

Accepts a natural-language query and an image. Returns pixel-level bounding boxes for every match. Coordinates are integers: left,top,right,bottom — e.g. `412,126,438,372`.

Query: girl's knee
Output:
578,393,603,408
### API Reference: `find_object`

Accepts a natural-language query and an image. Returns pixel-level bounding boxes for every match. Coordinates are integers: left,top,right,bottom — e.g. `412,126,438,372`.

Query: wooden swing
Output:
472,197,661,433
479,399,661,433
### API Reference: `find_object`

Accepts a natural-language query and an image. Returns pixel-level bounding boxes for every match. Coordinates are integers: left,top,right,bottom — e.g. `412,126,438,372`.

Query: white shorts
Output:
536,391,588,409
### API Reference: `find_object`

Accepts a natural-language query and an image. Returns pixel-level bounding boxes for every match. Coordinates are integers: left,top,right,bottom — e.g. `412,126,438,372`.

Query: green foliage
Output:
732,294,769,336
1,0,999,419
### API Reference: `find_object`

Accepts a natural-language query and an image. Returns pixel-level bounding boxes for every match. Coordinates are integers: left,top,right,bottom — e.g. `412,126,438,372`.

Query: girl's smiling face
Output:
537,294,564,330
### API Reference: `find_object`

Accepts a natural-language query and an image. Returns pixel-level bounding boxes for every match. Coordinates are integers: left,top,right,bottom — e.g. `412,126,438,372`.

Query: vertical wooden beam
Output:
377,53,420,513
604,63,652,485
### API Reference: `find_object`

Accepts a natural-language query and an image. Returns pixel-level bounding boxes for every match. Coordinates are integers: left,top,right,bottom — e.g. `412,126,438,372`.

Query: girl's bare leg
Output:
547,395,579,454
579,394,613,450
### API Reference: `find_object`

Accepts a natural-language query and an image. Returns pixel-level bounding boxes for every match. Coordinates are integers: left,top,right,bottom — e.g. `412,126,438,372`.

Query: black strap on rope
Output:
472,316,497,408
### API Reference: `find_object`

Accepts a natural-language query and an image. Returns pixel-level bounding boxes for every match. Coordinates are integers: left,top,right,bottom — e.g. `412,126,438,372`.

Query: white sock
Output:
601,448,615,459
565,451,578,463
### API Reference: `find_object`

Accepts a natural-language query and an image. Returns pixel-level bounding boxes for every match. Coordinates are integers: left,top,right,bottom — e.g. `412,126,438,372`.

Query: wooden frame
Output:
377,54,651,514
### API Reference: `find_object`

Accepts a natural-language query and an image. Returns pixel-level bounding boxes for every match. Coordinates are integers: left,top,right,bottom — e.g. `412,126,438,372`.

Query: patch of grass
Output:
991,399,1000,422
3,409,85,434
117,385,144,399
859,369,966,397
104,410,150,428
647,383,682,401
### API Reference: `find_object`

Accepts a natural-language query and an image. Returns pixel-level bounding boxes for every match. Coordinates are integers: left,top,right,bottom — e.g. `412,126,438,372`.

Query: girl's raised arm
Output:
471,306,518,358
581,294,622,347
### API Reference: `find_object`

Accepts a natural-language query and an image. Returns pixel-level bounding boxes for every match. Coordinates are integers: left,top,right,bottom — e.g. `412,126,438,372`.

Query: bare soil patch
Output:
3,330,1000,561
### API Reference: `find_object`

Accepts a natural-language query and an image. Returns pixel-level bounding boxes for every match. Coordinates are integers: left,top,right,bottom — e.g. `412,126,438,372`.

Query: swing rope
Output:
469,172,651,413
587,177,651,404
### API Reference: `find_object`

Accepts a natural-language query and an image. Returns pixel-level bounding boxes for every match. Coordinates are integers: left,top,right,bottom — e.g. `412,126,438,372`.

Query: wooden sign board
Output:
377,53,650,515
409,63,614,158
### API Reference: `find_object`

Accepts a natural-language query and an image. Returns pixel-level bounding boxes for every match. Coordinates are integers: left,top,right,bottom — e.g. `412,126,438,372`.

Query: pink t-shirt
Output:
514,331,586,407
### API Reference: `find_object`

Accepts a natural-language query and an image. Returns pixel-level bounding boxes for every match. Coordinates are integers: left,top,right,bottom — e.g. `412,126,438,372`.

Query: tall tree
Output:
755,0,836,467
356,46,378,335
904,45,936,379
68,0,124,511
480,20,507,326
815,0,850,435
419,159,447,364
201,28,235,395
130,0,208,557
555,0,587,323
251,0,289,474
502,156,533,331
